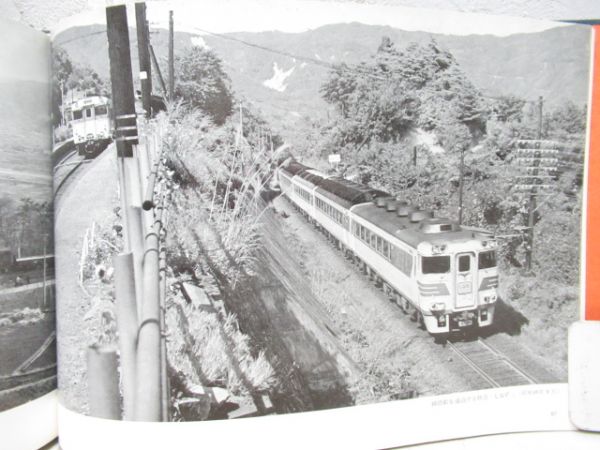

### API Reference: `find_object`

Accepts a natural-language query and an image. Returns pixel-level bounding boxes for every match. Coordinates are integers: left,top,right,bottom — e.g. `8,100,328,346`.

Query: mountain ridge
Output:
54,23,591,141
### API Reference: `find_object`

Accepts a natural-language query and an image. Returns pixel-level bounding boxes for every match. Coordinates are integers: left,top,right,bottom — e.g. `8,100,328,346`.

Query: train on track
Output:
278,160,499,338
65,96,112,158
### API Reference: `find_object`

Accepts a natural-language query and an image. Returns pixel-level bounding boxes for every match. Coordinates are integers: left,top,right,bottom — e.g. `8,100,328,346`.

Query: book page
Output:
52,1,592,448
0,16,58,450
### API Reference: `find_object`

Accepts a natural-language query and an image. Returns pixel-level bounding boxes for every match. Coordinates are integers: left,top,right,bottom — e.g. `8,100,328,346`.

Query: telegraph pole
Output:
525,96,543,271
107,4,162,422
106,4,138,157
149,44,168,98
458,143,465,225
135,2,152,118
168,10,174,100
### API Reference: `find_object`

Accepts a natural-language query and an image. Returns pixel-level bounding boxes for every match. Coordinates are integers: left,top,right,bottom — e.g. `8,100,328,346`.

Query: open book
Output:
1,1,599,449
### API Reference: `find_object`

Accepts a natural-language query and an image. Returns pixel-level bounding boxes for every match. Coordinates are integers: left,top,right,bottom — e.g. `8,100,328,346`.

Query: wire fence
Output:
86,115,171,421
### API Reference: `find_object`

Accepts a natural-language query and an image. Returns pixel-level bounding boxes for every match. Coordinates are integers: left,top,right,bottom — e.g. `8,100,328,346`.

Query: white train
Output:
278,160,499,338
66,96,112,157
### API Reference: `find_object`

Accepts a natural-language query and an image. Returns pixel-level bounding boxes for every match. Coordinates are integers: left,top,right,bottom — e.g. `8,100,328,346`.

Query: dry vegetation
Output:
154,104,281,417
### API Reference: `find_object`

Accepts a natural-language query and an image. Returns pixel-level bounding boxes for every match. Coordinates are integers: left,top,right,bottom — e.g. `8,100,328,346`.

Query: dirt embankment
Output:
204,197,360,413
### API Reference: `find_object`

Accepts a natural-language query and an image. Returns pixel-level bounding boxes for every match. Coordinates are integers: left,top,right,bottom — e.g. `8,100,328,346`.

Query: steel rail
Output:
447,341,500,388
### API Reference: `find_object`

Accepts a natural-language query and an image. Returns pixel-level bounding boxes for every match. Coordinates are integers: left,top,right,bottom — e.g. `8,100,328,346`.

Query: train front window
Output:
478,250,497,269
95,105,108,116
458,255,470,272
422,256,450,274
73,109,83,120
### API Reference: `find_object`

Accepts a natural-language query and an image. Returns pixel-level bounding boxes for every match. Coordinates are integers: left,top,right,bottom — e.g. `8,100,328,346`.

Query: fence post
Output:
135,2,152,118
114,252,139,420
134,213,162,421
87,345,121,419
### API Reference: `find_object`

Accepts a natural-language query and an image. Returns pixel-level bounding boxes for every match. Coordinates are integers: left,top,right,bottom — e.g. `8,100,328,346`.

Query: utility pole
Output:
525,96,543,271
135,2,152,118
458,143,465,225
149,44,168,99
60,80,65,126
106,4,138,157
168,10,174,101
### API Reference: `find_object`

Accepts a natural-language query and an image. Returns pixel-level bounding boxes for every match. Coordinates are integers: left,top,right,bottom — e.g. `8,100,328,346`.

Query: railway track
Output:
447,337,538,388
0,268,55,288
54,150,86,199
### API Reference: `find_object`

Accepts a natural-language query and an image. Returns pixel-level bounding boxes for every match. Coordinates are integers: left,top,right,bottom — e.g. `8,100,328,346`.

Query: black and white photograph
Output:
0,18,56,413
51,0,589,424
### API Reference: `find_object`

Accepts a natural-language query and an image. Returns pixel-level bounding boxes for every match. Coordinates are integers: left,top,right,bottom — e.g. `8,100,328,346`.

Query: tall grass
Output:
165,287,277,398
155,103,280,415
159,103,276,284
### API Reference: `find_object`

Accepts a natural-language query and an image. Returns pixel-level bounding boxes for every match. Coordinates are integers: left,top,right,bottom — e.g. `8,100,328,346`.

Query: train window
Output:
360,226,366,241
458,255,470,272
95,105,108,116
382,241,390,259
422,256,450,274
73,109,83,120
370,233,377,248
478,251,497,269
376,236,382,252
85,108,92,118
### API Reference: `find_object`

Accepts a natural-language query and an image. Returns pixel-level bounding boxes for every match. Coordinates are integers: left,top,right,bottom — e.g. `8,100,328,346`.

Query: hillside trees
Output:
0,197,53,256
319,38,485,183
175,47,234,125
316,36,586,275
51,47,108,125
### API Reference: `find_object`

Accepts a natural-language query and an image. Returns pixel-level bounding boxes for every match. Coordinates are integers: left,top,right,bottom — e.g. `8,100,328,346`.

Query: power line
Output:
190,26,389,82
190,26,533,103
55,30,108,46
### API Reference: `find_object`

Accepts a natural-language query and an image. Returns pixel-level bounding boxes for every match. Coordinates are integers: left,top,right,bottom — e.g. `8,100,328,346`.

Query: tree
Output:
489,95,527,123
544,101,587,137
51,47,107,125
174,47,234,125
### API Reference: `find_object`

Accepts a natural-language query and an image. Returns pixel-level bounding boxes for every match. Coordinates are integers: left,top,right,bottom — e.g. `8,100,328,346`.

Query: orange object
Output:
586,26,600,320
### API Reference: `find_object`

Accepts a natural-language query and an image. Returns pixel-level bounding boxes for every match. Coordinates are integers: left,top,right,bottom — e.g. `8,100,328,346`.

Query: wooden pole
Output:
135,2,152,118
168,10,174,101
458,144,465,225
106,4,138,157
149,44,168,100
525,96,543,271
42,237,47,309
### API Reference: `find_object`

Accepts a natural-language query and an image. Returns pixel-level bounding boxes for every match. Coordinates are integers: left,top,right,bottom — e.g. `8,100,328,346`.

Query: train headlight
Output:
431,244,447,255
430,302,446,312
483,294,497,303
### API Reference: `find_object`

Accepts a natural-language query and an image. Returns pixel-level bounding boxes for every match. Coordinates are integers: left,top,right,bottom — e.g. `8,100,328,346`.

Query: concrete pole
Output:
87,345,121,419
134,213,162,421
114,253,139,420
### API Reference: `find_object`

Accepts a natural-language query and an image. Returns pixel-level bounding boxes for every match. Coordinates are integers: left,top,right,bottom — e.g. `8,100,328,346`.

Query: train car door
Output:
455,252,476,309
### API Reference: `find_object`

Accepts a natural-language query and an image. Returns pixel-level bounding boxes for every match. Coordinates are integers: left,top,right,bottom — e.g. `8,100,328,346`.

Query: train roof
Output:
351,203,487,248
282,161,311,176
68,96,110,110
282,160,390,208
